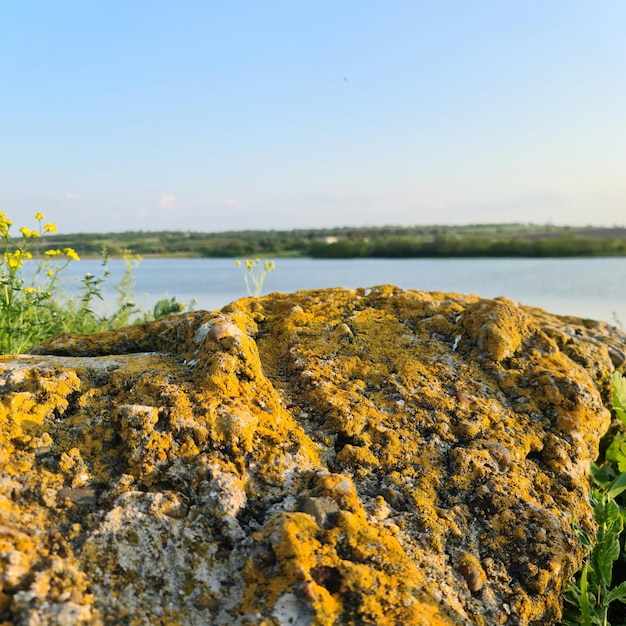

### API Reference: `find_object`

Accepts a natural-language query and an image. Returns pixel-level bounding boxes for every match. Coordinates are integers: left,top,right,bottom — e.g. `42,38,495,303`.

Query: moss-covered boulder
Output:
0,285,625,625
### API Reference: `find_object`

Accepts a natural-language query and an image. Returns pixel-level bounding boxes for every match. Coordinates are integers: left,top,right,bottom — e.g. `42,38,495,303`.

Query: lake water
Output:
40,257,626,325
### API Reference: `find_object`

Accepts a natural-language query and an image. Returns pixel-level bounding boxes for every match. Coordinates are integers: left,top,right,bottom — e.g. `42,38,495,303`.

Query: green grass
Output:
561,372,626,626
0,211,186,354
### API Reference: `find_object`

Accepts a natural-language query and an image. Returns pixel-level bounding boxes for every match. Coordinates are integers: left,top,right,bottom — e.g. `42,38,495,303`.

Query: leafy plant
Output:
235,258,275,297
0,211,188,354
613,372,626,426
46,246,146,335
152,296,186,319
562,372,626,626
0,211,80,353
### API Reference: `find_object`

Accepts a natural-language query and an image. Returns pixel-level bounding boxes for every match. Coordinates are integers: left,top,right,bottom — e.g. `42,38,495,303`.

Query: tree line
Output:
309,234,626,258
25,224,626,258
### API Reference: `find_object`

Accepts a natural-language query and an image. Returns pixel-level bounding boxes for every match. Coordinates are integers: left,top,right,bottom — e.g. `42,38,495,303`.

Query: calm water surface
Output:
52,257,626,324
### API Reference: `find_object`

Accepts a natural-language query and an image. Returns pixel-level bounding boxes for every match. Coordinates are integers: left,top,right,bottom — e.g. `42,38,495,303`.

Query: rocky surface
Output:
0,285,625,625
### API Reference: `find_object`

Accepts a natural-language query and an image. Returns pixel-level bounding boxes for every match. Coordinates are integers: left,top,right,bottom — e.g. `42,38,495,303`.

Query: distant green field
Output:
25,224,626,259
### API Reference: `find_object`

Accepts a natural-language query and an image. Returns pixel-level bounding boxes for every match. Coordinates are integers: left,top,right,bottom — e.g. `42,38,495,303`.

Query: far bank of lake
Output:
45,257,626,326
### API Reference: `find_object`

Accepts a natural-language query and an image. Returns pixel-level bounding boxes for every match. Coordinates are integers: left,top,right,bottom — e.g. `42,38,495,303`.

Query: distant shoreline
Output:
24,224,626,260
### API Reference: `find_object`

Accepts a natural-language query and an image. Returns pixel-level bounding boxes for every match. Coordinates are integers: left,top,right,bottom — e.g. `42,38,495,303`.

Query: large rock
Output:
0,285,625,625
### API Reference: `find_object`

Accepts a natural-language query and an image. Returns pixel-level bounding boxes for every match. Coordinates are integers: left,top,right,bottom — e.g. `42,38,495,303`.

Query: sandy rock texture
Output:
0,285,625,625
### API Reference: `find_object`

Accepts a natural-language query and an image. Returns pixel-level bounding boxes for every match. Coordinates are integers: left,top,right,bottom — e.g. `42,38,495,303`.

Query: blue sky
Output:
2,1,625,233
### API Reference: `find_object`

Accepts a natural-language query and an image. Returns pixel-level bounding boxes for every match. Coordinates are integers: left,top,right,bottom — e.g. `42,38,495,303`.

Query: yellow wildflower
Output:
46,269,54,277
35,212,44,221
122,250,142,262
64,247,80,261
43,223,57,233
45,249,62,257
19,226,40,238
0,215,12,236
24,286,36,294
5,254,20,269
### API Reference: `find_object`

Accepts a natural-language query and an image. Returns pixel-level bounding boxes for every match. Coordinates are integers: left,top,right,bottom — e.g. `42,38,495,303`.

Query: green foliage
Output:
613,372,626,426
0,211,187,354
23,224,626,259
235,258,275,297
562,373,626,626
152,296,187,319
0,211,81,353
310,233,626,259
42,247,148,336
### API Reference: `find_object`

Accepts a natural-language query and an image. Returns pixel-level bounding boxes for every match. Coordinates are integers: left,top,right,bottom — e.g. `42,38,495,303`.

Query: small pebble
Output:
58,486,98,506
484,442,512,470
298,496,340,529
459,561,484,593
455,391,469,403
209,322,243,341
331,323,354,341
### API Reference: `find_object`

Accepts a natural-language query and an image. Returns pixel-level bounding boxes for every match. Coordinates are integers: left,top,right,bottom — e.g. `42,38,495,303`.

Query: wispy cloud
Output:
158,194,178,210
65,192,78,200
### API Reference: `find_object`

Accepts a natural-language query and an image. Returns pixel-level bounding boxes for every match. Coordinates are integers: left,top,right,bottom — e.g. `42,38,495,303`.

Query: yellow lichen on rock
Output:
242,474,455,625
0,287,623,624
